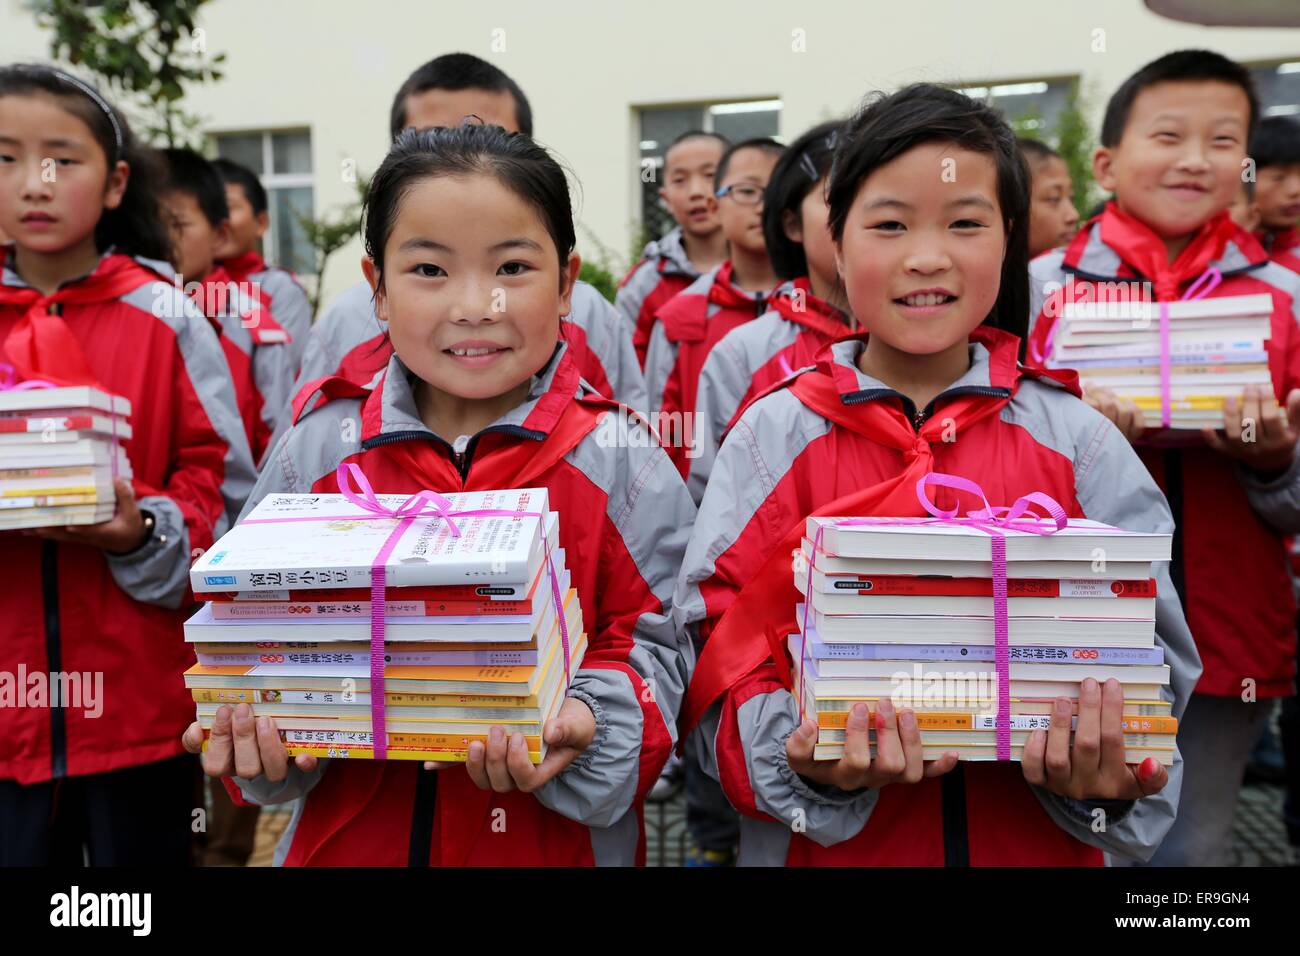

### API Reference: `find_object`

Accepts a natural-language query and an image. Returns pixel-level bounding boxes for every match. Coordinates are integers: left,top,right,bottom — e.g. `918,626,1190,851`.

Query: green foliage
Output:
30,0,224,148
576,223,626,303
293,174,368,320
1053,86,1099,220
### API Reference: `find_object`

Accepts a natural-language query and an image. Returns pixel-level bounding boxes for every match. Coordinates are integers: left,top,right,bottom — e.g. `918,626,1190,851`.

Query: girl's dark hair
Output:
763,120,843,280
0,64,171,262
827,83,1030,348
363,123,575,292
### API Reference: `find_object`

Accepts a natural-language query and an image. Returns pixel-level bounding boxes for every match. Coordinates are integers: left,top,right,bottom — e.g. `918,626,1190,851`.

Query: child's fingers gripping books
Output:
427,697,597,793
1081,384,1147,443
1021,677,1168,801
1201,384,1300,473
182,703,318,781
21,478,145,553
786,697,960,792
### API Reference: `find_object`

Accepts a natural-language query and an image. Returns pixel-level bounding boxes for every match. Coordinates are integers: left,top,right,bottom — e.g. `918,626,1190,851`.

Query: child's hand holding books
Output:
1201,384,1300,475
1021,677,1168,801
423,696,596,793
182,703,319,780
786,698,959,792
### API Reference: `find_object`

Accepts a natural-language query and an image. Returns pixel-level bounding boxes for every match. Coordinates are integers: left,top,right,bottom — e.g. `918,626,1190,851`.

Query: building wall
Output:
4,0,1300,307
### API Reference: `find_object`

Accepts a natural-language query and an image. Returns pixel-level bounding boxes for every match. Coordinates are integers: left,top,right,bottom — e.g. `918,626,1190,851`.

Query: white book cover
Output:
0,387,131,418
191,489,554,592
807,516,1171,563
1060,292,1274,322
0,414,132,442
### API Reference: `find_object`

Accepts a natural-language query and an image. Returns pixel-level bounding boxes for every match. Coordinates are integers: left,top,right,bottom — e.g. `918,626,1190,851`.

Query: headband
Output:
20,66,124,155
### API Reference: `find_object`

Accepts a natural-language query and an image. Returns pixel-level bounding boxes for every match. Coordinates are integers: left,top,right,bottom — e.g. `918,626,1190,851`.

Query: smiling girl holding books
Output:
675,84,1202,866
182,123,695,866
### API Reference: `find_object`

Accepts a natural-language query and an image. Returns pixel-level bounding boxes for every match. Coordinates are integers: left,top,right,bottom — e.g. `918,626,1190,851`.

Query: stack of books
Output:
792,516,1177,764
0,385,132,530
1048,292,1275,429
186,488,586,762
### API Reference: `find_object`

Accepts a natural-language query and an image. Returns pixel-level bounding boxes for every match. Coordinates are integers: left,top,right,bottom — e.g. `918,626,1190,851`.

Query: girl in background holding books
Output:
183,123,695,866
0,65,255,864
675,84,1201,866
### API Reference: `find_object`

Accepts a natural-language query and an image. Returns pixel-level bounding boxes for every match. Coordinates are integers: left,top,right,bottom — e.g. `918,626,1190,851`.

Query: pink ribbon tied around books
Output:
241,462,572,760
1156,268,1222,429
798,472,1071,761
0,361,123,481
1036,268,1224,429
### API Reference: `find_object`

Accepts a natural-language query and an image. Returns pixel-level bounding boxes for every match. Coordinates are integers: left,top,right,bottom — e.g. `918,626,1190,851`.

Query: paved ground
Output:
244,779,1294,867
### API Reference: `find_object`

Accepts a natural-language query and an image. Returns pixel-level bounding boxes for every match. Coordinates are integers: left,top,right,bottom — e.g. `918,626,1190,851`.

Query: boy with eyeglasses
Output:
644,138,784,476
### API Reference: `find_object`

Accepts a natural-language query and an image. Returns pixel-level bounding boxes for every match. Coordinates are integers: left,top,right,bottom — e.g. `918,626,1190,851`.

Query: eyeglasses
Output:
715,183,765,206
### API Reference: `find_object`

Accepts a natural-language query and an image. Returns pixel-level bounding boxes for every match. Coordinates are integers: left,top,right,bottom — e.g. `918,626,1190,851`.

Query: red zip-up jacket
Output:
228,343,694,865
1029,205,1300,698
688,278,853,502
0,250,256,785
1257,225,1300,275
643,261,776,477
191,266,293,464
676,327,1200,865
616,227,701,369
221,250,312,373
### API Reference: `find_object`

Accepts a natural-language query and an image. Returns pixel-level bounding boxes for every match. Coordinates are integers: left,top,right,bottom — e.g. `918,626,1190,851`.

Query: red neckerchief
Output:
707,260,764,311
221,251,267,284
1262,225,1300,257
770,277,853,337
1098,201,1237,301
680,328,1033,734
0,253,158,386
192,266,289,344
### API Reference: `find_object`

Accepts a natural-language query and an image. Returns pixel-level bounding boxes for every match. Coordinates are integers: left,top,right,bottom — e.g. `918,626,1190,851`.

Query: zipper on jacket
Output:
754,292,767,317
407,765,437,866
940,762,970,866
360,420,547,859
843,385,1011,433
42,539,68,779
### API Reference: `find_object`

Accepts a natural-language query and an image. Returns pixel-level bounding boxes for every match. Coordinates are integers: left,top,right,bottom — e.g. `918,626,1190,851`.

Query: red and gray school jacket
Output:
221,251,313,373
230,342,695,866
675,327,1201,866
190,265,293,465
687,278,853,502
643,261,777,477
1257,225,1300,275
0,251,256,785
616,227,700,369
292,278,647,415
1029,205,1300,698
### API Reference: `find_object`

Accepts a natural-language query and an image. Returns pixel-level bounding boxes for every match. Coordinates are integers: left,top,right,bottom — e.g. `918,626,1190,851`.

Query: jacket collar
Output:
1,244,169,292
1063,202,1264,295
643,226,698,278
358,340,584,446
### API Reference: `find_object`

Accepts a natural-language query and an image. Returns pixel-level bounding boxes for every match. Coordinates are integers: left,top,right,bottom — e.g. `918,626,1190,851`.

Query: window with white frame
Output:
1247,59,1300,117
212,129,315,275
637,99,782,245
953,78,1076,144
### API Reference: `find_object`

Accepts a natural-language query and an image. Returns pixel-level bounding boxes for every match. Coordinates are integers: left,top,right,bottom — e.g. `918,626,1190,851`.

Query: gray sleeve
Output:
251,341,294,452
686,335,751,506
1030,406,1201,862
260,271,314,372
1237,444,1300,534
105,294,255,607
614,260,655,342
569,289,648,412
234,761,326,806
642,321,675,417
694,692,877,847
533,424,695,827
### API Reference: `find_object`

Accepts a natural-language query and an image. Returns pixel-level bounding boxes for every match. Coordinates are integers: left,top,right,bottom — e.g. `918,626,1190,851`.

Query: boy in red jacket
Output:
617,131,729,368
213,158,313,373
1028,50,1300,865
1251,116,1300,274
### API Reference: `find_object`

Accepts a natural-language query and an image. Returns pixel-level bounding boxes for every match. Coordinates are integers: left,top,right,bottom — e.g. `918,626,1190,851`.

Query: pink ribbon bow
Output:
243,462,572,759
797,472,1070,761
